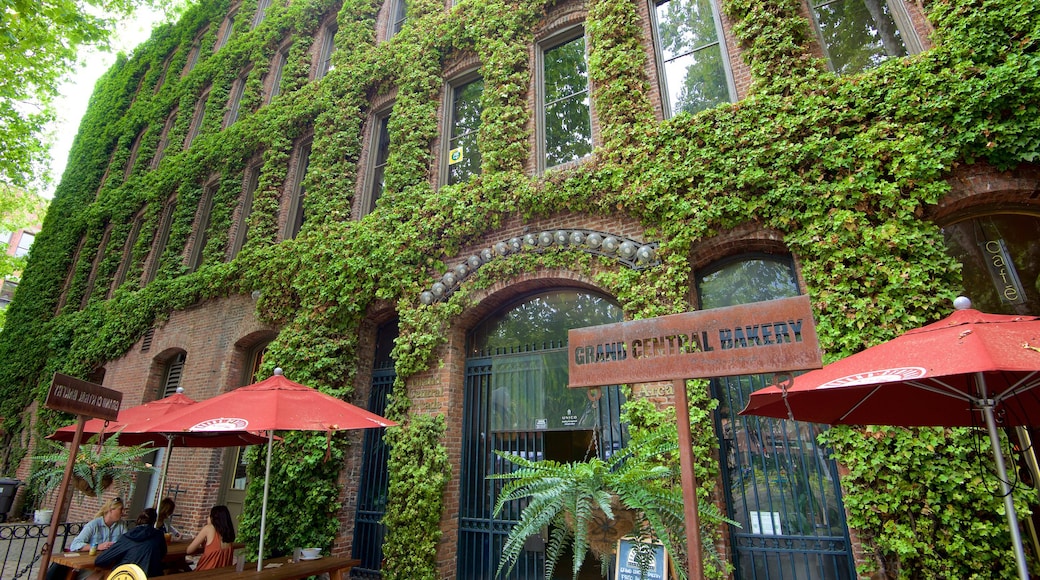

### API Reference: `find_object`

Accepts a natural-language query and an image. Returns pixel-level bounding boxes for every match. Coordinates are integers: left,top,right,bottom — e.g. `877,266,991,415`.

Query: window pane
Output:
813,0,908,74
391,0,407,36
943,214,1040,315
370,116,391,210
448,78,482,185
543,37,591,167
697,257,800,309
655,0,730,116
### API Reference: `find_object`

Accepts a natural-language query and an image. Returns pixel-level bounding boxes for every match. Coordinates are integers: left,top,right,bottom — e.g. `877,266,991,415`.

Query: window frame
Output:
229,158,262,260
143,195,177,285
252,0,272,28
187,177,219,271
387,0,407,40
151,108,178,169
440,72,483,186
807,0,922,74
649,0,737,118
182,26,209,77
225,66,252,128
184,87,211,150
266,41,291,104
283,136,312,240
360,110,392,217
314,22,337,80
215,9,237,52
123,127,148,181
80,223,113,309
110,208,146,297
535,27,594,173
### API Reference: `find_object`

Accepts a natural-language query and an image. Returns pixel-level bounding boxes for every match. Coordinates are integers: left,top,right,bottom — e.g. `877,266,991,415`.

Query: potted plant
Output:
29,432,157,500
491,425,736,580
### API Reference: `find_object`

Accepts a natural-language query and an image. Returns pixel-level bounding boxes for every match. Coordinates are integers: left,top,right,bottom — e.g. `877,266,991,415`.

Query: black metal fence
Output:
0,521,86,580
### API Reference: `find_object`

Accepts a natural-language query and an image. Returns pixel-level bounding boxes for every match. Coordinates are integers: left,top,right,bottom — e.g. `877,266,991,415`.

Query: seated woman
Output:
186,505,236,570
46,497,127,580
155,497,183,540
91,509,167,579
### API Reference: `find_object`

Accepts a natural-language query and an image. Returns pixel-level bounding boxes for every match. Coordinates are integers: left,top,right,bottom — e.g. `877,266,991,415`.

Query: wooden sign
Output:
44,372,122,421
568,295,821,388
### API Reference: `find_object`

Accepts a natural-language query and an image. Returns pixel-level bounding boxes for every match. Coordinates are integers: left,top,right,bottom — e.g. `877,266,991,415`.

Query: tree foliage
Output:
0,0,1035,577
0,0,184,191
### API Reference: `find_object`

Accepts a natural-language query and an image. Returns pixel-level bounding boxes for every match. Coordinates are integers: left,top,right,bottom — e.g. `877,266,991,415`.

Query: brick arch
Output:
931,162,1040,224
144,347,188,400
688,224,803,305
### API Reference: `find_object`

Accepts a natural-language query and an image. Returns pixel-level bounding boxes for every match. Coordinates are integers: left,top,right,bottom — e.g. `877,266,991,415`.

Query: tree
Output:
0,0,181,192
0,184,47,280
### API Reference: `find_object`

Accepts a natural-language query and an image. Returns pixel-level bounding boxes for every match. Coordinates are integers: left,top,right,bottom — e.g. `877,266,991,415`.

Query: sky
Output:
43,8,169,199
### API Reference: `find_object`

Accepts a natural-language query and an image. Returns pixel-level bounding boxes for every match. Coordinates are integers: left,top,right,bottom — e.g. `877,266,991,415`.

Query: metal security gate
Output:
457,290,627,580
714,373,855,580
351,322,397,578
458,354,626,579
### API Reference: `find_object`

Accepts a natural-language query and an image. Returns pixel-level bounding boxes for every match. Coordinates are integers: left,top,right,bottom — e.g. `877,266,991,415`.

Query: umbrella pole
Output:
258,430,274,572
979,377,1030,580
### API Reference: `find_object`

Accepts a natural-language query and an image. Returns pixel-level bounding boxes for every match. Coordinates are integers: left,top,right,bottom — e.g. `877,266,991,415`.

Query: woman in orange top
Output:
186,505,236,570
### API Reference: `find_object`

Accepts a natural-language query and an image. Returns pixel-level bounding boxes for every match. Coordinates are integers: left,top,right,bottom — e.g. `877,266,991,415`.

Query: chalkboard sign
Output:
615,538,669,580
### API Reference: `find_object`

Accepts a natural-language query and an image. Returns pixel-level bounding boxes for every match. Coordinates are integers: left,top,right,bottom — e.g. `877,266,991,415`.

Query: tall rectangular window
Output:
284,138,312,239
252,0,272,28
652,0,735,117
185,88,210,149
161,352,187,397
143,196,177,284
225,67,251,127
315,24,336,79
152,109,178,169
267,44,290,104
445,77,482,185
13,231,34,257
389,0,407,38
182,27,208,76
229,161,261,259
810,0,917,74
124,128,147,181
155,51,175,94
366,113,391,215
188,180,218,271
540,34,592,169
215,12,236,52
81,224,112,309
110,210,145,296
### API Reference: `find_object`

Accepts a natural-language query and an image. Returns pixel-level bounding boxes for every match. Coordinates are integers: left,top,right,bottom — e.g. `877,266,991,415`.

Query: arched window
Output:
696,253,855,580
459,289,626,579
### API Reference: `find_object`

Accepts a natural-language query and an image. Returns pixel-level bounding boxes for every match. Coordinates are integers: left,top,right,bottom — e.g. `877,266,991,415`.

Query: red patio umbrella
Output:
145,368,396,571
740,298,1040,580
48,391,269,506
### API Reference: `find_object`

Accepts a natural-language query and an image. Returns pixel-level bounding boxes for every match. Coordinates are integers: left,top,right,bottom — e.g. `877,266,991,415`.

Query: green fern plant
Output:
491,426,736,580
29,432,157,500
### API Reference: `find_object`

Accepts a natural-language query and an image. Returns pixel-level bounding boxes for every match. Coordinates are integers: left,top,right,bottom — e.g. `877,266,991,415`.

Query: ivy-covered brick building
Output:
2,0,1038,578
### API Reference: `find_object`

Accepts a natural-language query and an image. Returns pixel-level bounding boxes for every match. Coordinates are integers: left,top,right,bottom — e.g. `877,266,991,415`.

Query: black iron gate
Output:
713,373,855,580
351,322,396,578
458,353,626,579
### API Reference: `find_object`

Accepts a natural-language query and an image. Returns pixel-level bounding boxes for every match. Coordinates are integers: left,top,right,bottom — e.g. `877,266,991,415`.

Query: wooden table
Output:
50,541,245,578
163,556,360,580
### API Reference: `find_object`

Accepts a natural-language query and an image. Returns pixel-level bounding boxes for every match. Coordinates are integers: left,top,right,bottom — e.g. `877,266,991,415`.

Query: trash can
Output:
0,478,21,522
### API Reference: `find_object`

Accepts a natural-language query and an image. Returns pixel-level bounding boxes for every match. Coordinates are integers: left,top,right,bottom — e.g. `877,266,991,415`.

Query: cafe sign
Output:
44,372,122,421
568,295,821,388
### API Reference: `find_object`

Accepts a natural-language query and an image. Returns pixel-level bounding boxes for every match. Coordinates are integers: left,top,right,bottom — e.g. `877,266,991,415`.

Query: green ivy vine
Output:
0,0,1036,576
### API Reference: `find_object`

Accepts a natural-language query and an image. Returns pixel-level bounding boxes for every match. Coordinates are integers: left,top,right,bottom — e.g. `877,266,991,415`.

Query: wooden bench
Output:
161,556,360,580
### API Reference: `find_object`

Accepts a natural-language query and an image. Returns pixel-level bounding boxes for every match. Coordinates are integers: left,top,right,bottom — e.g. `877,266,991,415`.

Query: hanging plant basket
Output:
71,474,114,497
582,495,638,558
